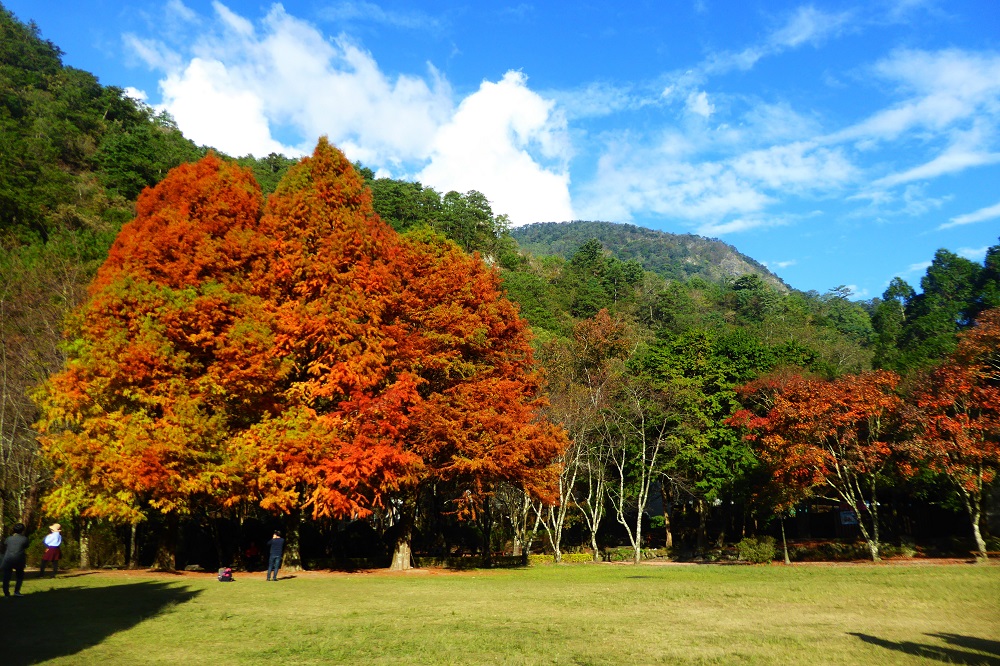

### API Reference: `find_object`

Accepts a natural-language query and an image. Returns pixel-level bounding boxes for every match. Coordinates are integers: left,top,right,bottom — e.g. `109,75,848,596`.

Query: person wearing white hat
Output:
39,523,62,577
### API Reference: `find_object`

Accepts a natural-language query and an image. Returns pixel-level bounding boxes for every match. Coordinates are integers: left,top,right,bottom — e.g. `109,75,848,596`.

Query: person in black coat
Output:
266,530,285,581
1,523,29,597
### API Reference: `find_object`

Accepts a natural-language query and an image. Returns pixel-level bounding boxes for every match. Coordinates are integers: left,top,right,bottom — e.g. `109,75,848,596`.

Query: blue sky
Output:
7,1,1000,298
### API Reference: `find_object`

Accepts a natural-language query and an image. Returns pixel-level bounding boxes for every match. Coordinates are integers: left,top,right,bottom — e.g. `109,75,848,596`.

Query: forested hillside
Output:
2,3,999,571
512,220,787,290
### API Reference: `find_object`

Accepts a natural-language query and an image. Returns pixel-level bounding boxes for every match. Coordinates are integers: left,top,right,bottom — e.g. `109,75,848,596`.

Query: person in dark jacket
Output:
1,523,29,597
266,530,285,581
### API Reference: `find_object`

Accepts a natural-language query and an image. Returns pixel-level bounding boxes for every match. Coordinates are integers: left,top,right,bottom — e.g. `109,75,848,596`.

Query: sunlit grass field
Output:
2,562,997,665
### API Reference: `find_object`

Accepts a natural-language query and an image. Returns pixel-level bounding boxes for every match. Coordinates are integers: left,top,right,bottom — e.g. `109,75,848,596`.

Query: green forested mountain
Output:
511,220,788,290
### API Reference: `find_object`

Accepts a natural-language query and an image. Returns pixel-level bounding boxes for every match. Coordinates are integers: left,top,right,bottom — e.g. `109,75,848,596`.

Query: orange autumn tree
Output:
36,137,566,570
234,142,565,569
379,227,566,568
229,138,413,526
33,155,284,568
908,308,1000,559
731,370,904,561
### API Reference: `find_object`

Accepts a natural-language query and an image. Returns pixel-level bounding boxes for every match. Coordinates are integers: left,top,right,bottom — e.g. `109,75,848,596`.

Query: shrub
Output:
737,536,776,564
600,547,669,562
527,552,596,566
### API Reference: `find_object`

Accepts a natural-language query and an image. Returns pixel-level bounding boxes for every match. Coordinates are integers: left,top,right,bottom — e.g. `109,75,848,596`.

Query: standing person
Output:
266,530,284,582
39,523,62,576
1,523,29,597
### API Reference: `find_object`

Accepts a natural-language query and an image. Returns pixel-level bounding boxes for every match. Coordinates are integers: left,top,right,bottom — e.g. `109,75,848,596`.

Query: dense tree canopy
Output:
34,140,566,569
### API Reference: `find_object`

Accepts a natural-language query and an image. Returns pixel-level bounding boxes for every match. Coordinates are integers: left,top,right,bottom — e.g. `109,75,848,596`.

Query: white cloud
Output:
906,261,933,274
731,142,854,189
939,200,1000,229
697,216,787,236
418,71,574,226
160,57,293,156
958,246,989,261
124,34,183,72
876,148,1000,187
166,0,198,24
554,82,651,120
123,86,148,102
125,3,572,224
771,260,797,269
886,0,938,21
691,5,853,82
577,142,774,225
740,102,821,143
686,91,715,117
834,49,1000,143
769,6,854,49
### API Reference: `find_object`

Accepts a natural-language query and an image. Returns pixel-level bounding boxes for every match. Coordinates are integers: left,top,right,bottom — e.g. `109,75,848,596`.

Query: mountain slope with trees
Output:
511,221,788,290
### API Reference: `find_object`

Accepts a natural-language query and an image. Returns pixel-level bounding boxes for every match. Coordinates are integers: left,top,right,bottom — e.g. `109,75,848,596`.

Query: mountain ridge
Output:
511,220,790,291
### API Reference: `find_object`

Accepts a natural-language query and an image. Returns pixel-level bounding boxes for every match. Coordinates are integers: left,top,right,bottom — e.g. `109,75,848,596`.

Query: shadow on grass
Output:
0,581,201,665
850,632,1000,665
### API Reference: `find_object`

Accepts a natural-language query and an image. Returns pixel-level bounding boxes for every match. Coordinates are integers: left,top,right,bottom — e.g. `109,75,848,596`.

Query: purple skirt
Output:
42,546,61,561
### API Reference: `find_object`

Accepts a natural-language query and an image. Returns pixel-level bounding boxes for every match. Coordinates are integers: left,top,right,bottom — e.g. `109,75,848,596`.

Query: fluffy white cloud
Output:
160,57,294,156
577,143,774,225
418,71,574,226
686,91,715,117
125,2,572,224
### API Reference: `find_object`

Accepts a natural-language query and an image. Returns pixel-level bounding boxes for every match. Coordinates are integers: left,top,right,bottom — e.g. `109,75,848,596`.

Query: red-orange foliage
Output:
731,370,903,560
908,308,1000,557
35,155,282,522
36,138,566,538
236,142,565,520
386,229,566,504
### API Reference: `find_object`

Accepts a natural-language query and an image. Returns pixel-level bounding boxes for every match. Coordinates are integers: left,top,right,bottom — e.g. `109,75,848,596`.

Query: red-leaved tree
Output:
232,141,565,571
907,308,1000,559
731,370,903,561
38,138,566,570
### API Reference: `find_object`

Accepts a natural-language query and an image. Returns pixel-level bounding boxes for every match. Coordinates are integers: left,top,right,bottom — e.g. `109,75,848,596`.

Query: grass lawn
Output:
1,562,998,665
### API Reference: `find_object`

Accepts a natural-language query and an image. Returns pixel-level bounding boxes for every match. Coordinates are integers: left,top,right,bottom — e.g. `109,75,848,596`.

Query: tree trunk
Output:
632,516,643,564
961,491,987,560
79,520,91,569
780,515,791,565
696,500,708,555
661,484,673,550
128,523,139,569
284,512,304,572
210,518,225,568
481,496,493,568
389,496,416,571
152,515,178,571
